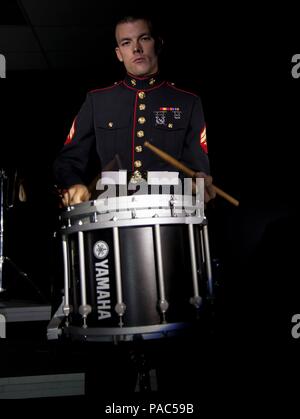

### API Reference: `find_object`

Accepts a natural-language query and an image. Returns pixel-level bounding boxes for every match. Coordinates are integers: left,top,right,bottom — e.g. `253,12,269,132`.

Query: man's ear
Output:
115,47,123,62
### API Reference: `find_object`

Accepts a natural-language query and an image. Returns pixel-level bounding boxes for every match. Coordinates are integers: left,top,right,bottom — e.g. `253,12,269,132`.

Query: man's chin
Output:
130,64,153,77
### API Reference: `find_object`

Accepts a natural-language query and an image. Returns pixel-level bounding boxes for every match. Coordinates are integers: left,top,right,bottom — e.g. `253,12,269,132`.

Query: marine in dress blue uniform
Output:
53,73,210,189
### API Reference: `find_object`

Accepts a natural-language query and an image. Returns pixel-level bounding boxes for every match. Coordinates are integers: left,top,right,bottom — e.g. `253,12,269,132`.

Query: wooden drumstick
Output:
144,141,239,207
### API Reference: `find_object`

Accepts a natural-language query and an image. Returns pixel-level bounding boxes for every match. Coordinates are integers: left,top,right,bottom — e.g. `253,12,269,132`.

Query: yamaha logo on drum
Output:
93,240,109,259
95,258,111,320
94,239,112,320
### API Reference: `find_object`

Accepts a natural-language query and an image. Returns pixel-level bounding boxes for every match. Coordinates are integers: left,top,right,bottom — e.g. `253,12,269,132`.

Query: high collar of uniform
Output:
123,73,162,90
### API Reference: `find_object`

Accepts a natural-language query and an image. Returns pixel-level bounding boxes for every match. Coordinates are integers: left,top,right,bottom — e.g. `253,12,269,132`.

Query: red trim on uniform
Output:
65,117,77,145
167,82,198,97
122,81,166,92
200,126,208,154
132,93,139,171
89,82,122,94
127,72,159,80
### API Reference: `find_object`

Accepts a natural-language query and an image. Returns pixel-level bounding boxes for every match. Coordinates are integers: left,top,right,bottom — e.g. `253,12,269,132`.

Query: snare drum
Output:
54,193,213,341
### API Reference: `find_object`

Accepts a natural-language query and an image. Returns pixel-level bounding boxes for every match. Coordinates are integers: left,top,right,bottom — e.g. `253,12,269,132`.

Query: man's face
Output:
115,19,158,77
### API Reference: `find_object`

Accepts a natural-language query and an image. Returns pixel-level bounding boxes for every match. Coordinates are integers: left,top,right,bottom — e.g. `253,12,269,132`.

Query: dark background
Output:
0,0,299,403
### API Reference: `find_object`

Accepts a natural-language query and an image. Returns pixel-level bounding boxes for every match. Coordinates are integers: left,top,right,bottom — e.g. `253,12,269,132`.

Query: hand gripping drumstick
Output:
144,141,239,207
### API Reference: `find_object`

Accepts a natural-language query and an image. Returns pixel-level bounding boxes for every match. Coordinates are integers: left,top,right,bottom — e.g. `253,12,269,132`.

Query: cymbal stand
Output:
0,168,43,298
0,169,7,292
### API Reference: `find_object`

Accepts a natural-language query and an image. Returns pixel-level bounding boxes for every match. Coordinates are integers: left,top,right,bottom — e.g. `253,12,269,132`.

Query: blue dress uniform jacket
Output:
53,73,210,188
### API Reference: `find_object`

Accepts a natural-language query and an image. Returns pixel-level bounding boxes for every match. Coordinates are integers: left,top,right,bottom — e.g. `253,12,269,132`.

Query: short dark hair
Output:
116,15,153,25
115,15,154,33
114,15,163,53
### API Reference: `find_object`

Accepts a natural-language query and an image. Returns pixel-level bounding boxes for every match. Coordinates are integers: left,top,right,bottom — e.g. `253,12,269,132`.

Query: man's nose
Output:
133,43,143,53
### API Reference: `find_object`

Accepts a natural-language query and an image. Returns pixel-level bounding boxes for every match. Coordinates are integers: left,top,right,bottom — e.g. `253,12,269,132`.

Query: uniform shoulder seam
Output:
166,82,199,97
88,81,122,94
